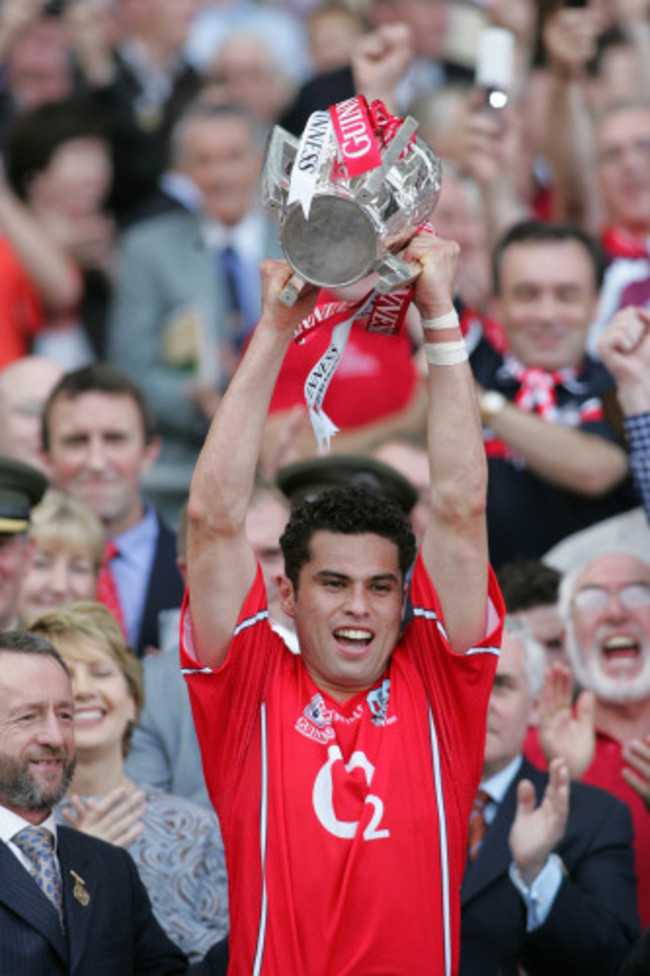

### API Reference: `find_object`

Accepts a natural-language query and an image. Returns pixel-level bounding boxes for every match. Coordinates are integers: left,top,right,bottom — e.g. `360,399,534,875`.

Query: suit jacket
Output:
135,513,185,656
460,758,640,976
108,209,282,482
619,926,650,976
125,640,211,809
0,824,187,975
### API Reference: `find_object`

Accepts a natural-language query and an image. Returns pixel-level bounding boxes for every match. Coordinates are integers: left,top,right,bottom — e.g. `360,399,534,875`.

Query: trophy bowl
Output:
261,104,442,301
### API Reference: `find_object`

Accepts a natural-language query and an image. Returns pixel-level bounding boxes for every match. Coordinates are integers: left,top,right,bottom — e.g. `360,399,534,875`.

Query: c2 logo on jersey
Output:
312,745,390,841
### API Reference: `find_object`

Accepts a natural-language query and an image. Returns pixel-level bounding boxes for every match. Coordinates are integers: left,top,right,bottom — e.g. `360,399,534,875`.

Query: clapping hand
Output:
509,757,570,886
62,784,146,848
538,662,596,780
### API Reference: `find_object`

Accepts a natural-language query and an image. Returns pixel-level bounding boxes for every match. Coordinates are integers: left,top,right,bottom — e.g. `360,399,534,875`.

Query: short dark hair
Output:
42,363,158,451
497,559,561,613
280,485,416,589
4,100,108,201
492,219,606,295
0,629,70,678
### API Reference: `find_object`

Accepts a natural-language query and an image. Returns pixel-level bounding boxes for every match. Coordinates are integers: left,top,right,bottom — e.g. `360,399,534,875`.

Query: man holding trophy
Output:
180,100,504,975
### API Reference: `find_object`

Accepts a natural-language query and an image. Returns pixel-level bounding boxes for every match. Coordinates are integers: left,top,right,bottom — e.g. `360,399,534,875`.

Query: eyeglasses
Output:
573,583,650,614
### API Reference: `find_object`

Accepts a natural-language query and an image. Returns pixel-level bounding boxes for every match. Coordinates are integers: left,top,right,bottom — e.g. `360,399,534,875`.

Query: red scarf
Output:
504,354,579,420
602,226,650,260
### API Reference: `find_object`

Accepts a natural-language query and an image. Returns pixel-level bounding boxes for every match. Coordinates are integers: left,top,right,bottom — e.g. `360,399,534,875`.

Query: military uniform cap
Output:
0,457,48,533
276,455,417,514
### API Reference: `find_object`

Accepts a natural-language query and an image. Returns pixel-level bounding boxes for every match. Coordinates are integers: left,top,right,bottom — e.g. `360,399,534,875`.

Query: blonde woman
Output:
19,490,104,624
27,601,229,963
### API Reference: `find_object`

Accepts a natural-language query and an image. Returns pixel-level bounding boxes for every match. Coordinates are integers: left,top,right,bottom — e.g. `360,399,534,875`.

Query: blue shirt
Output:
111,504,159,649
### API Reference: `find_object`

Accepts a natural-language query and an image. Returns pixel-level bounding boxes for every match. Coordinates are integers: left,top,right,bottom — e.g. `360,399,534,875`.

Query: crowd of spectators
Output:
1,0,650,973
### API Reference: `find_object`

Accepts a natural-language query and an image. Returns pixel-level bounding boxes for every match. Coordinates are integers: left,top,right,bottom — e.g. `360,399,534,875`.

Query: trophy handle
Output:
356,117,419,204
374,254,421,294
279,273,307,307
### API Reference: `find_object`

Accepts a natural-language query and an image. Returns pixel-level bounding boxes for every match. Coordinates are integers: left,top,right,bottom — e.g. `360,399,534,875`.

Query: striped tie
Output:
13,826,63,924
467,789,491,863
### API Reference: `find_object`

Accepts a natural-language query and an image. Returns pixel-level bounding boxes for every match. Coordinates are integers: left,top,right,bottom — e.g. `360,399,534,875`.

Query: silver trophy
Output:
261,105,442,306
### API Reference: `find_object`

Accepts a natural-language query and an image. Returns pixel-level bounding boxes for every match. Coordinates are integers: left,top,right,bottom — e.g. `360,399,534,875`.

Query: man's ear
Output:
277,575,296,619
141,436,161,474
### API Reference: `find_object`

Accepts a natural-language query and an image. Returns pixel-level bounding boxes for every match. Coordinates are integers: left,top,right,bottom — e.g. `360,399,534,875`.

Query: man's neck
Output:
595,697,650,744
105,501,147,539
2,802,51,826
68,751,125,798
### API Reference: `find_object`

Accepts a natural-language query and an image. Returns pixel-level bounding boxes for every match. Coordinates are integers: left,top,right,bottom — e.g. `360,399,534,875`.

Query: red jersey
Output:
181,555,504,976
525,726,650,927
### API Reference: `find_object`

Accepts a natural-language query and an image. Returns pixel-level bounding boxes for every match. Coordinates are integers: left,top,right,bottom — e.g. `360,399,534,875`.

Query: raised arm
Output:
403,234,489,653
186,261,318,667
597,306,650,517
597,306,650,417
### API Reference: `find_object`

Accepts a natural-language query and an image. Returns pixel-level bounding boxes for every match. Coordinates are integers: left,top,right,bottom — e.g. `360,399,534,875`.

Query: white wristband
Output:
422,309,460,331
425,339,468,366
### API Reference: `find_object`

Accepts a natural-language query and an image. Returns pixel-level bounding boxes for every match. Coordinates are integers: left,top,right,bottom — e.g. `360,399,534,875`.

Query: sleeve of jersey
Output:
179,564,286,796
406,553,504,791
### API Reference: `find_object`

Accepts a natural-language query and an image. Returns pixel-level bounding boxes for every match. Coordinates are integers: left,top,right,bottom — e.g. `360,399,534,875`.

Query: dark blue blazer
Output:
0,825,187,975
136,513,185,656
460,758,640,976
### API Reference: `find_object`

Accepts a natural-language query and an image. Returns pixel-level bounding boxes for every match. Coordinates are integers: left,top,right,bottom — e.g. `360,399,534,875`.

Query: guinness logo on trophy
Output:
261,96,442,305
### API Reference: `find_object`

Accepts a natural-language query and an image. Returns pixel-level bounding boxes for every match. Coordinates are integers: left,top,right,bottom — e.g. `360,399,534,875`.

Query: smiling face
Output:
177,113,262,226
19,542,98,625
495,240,598,371
45,392,159,536
278,531,406,702
0,652,75,823
567,554,650,704
61,639,136,762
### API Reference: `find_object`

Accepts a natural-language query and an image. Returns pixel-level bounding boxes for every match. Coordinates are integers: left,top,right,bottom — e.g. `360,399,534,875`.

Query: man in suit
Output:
460,616,639,976
41,364,184,655
0,628,187,975
108,102,282,514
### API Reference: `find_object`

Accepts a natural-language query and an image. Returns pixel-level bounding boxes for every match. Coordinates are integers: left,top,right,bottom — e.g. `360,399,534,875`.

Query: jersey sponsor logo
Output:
296,693,335,744
312,745,390,841
304,692,331,728
295,714,335,744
